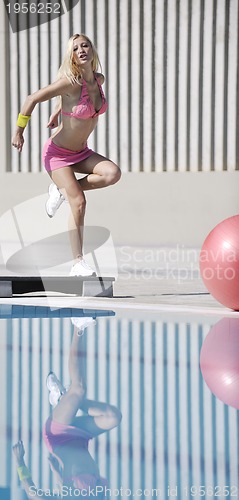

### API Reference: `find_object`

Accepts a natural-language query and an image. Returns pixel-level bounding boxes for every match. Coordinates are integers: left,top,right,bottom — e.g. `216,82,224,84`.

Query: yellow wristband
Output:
17,113,31,128
17,465,31,481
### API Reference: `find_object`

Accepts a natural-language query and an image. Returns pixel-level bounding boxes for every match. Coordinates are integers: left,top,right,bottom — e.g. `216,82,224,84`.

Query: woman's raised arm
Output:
12,440,50,500
12,77,72,152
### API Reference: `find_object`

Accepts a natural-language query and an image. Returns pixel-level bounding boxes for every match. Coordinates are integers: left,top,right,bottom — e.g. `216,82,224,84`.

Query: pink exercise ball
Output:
200,318,239,409
199,215,239,310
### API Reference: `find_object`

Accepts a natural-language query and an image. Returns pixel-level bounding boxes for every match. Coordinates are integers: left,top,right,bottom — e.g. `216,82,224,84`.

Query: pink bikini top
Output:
62,75,108,120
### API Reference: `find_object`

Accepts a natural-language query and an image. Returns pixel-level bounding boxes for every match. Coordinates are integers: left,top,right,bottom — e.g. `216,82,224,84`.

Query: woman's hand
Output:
47,113,59,129
12,131,24,152
12,440,25,466
48,454,61,474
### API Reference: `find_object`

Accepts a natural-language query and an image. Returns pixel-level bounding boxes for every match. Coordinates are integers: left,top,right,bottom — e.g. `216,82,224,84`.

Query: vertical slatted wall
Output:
3,315,239,497
6,0,239,173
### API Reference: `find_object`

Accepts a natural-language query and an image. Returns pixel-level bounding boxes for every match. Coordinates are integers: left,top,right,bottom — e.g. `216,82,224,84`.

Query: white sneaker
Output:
70,259,96,277
71,316,96,335
46,371,66,407
45,183,65,218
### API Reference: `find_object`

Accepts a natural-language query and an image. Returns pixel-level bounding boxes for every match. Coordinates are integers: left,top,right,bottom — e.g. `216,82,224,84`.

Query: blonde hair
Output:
57,34,102,84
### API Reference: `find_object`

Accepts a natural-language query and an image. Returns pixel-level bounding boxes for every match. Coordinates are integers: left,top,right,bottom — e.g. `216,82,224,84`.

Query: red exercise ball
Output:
200,318,239,409
199,215,239,310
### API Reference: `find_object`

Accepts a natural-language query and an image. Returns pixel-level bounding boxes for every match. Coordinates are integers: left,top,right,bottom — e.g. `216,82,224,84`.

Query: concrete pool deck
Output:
0,246,237,317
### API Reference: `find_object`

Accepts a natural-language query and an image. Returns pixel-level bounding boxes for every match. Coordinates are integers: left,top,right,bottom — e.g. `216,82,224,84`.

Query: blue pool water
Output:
0,305,238,499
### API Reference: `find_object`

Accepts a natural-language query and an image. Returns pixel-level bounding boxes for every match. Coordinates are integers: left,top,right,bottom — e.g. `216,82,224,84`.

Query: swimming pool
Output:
0,305,238,499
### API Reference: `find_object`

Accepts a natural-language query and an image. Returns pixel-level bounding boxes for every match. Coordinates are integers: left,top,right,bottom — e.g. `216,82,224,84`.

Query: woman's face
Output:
72,36,93,67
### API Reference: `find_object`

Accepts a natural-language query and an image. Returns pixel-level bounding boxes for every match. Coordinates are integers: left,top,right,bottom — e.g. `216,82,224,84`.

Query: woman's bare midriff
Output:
51,115,98,151
56,446,100,476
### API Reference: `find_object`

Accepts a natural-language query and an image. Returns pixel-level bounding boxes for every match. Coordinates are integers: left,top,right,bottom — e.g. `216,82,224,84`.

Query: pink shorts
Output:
42,137,94,171
43,417,93,453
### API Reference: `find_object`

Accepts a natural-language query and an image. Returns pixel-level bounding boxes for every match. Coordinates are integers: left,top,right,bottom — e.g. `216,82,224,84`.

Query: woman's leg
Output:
72,399,122,437
72,153,121,190
47,155,120,260
49,167,86,260
52,328,87,425
51,328,122,436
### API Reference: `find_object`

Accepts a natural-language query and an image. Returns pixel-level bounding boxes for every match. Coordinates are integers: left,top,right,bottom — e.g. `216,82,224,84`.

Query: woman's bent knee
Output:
105,163,121,186
111,165,121,185
105,405,122,428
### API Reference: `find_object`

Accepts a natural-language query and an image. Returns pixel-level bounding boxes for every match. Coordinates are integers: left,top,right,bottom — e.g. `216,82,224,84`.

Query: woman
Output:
11,34,121,277
13,321,122,498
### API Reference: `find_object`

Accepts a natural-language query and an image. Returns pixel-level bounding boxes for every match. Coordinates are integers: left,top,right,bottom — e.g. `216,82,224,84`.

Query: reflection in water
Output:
12,315,122,499
200,318,239,409
1,310,238,499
